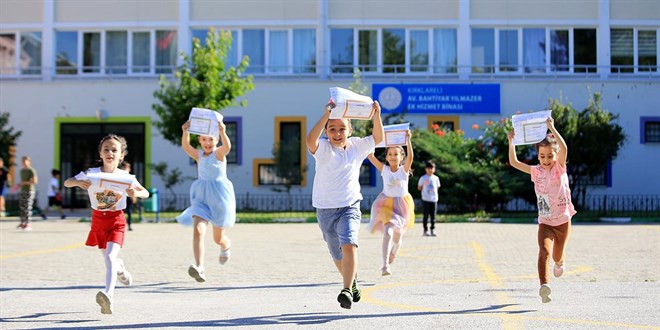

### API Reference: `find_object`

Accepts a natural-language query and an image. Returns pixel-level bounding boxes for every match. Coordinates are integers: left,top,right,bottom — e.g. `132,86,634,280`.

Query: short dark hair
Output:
425,161,436,169
51,169,60,176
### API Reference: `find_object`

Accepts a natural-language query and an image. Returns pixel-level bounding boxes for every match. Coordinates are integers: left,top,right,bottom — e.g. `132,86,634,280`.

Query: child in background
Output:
306,99,384,309
119,162,137,231
367,130,415,276
177,119,236,283
0,158,10,217
43,169,66,219
508,117,576,304
18,156,39,231
417,161,441,236
64,134,149,314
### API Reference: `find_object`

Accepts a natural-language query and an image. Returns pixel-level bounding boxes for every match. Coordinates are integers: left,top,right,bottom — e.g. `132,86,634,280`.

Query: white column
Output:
598,0,611,78
42,0,55,81
319,0,329,79
178,0,191,66
458,0,471,80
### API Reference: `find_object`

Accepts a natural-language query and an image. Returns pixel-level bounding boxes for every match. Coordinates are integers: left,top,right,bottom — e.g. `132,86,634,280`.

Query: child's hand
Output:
78,180,91,190
406,130,412,139
372,101,381,116
218,121,226,132
507,130,515,142
546,117,555,129
126,187,136,198
325,99,336,113
182,121,191,132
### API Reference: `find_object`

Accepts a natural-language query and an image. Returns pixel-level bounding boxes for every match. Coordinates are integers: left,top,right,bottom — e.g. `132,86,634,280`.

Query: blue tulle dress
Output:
177,149,236,228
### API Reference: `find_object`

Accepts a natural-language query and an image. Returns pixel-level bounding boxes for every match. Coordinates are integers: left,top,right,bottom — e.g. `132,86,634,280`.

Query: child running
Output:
64,134,149,314
177,119,236,283
367,130,415,276
507,117,576,303
306,99,384,309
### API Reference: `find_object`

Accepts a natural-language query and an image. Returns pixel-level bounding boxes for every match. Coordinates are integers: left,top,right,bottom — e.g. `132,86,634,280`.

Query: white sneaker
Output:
381,265,391,276
539,284,552,303
553,262,565,277
188,265,206,282
96,291,113,314
116,258,133,286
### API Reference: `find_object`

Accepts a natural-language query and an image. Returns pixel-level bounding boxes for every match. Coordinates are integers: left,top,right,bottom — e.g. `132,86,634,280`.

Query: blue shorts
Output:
316,203,362,261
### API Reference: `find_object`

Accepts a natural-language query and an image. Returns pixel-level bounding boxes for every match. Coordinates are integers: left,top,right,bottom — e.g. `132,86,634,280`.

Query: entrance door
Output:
60,123,146,208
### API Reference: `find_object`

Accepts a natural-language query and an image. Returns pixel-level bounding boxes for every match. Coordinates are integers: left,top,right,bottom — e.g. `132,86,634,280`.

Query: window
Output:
255,117,307,187
223,117,242,164
331,29,353,73
83,32,101,73
106,31,127,74
641,117,660,143
132,31,151,73
192,29,238,67
55,31,78,74
471,29,495,73
358,29,378,72
383,28,404,73
433,29,457,73
255,159,282,185
574,29,597,73
155,30,177,74
639,30,657,72
293,29,316,73
0,32,42,75
243,29,265,73
550,29,569,72
269,30,288,73
499,29,518,72
359,161,375,186
523,28,545,73
611,29,634,73
428,115,459,132
410,30,429,72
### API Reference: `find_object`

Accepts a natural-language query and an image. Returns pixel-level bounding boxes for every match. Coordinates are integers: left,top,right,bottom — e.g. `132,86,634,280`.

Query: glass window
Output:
132,31,150,73
56,31,78,74
611,29,634,73
293,29,316,73
268,30,288,73
434,29,457,73
574,29,597,73
20,32,41,75
106,31,127,74
523,28,545,73
192,29,209,46
641,118,660,143
359,162,372,186
227,30,238,68
0,33,17,75
243,29,264,73
83,32,101,73
383,28,404,73
224,120,240,164
471,29,494,73
358,30,377,72
155,30,177,73
638,30,657,72
258,163,283,185
410,30,429,72
550,30,569,72
499,30,518,72
331,29,353,73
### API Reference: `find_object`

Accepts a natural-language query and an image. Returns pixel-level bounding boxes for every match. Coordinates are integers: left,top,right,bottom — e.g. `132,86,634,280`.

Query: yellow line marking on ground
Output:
470,241,522,330
0,242,85,260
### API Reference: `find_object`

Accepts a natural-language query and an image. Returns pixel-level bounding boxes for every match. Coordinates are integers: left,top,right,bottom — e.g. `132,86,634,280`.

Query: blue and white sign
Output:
373,83,500,114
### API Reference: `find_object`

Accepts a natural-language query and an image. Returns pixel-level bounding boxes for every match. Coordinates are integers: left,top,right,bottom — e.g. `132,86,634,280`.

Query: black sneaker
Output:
351,278,361,302
337,288,352,309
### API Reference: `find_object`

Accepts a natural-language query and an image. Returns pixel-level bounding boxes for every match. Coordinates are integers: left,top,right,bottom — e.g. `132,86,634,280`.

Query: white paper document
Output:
511,110,552,146
329,87,374,120
188,107,224,137
82,171,136,211
376,123,410,148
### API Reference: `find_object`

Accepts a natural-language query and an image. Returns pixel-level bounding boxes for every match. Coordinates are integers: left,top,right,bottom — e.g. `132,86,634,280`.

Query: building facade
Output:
1,0,659,208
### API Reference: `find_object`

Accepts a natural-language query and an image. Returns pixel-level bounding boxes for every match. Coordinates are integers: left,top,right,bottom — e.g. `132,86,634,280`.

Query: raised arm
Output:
507,130,531,175
367,153,384,172
306,100,333,155
371,101,384,146
546,117,568,166
403,130,414,174
181,121,198,161
215,121,231,161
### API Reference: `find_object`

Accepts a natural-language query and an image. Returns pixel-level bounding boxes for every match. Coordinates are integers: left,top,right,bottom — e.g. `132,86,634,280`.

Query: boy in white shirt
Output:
417,161,441,236
306,99,384,309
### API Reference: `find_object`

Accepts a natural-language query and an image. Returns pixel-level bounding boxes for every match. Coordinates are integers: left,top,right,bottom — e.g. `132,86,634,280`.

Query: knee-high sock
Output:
102,242,121,296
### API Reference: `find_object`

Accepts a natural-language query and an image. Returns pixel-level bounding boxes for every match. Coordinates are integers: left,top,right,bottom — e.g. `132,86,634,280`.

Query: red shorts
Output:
86,210,126,249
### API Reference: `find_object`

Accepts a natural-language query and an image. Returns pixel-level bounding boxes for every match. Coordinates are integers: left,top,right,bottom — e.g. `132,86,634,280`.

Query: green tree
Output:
150,161,193,211
272,137,307,208
152,29,255,146
0,113,22,165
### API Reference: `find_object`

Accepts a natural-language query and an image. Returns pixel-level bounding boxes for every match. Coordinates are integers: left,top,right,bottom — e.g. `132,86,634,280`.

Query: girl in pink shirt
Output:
507,117,576,304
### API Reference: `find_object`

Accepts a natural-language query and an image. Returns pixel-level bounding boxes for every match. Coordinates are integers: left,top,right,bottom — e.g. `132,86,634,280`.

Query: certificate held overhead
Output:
188,107,224,137
329,87,375,120
511,110,552,146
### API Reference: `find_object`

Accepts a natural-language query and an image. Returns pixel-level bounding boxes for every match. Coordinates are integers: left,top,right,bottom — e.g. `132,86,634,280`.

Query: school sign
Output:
373,83,501,114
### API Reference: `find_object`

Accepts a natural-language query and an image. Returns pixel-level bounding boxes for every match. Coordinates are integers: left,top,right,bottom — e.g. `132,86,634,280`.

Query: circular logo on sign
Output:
378,87,402,110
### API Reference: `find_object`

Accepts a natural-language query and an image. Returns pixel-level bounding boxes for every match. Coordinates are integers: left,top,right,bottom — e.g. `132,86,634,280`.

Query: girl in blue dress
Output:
177,119,236,283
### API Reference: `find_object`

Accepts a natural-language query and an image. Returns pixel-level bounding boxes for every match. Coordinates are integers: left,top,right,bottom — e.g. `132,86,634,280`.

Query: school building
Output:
0,0,659,209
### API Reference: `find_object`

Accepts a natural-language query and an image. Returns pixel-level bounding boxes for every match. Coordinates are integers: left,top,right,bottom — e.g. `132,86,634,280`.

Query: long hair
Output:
385,145,413,176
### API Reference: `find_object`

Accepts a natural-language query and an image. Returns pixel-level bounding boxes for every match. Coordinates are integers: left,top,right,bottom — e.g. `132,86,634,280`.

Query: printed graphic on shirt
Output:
96,189,123,210
537,194,551,218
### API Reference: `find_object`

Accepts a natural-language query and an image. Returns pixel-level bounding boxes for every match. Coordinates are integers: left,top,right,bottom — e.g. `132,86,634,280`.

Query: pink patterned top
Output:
531,162,576,226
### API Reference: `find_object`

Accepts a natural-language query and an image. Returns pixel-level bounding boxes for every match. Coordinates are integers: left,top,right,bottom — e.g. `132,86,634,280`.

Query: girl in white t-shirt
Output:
64,134,149,314
367,130,415,276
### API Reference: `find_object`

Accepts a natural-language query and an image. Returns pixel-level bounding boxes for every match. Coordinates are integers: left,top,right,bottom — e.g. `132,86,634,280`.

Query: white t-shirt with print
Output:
75,167,137,211
418,174,441,202
312,136,375,209
381,166,409,198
